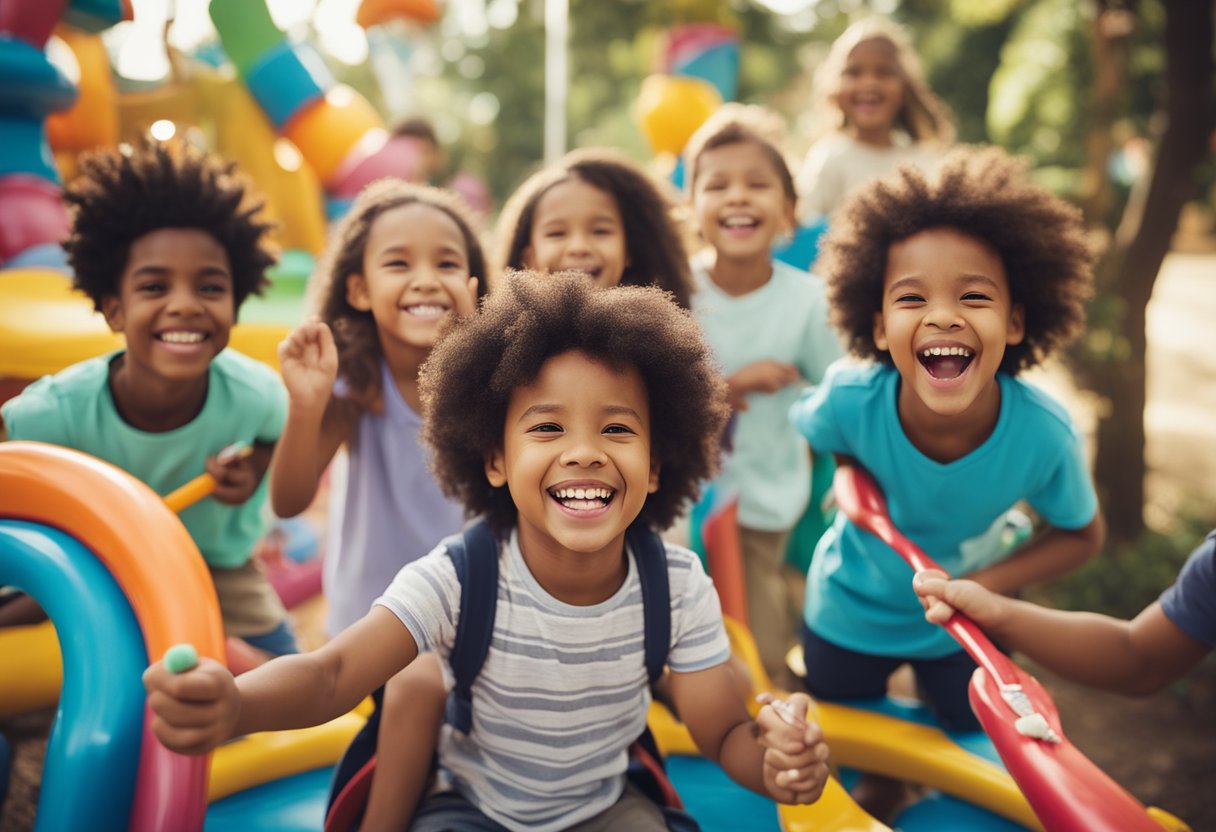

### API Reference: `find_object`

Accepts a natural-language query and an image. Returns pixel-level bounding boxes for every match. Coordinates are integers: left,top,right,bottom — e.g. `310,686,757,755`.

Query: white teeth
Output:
722,216,756,228
406,304,448,316
159,331,205,344
552,486,613,500
920,346,973,358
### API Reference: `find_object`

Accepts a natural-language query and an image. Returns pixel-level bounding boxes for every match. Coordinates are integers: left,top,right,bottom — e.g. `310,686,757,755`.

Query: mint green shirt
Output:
2,349,286,569
691,259,842,531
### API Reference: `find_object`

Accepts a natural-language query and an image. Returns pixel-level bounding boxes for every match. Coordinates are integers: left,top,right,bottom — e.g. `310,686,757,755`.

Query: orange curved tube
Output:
0,441,225,663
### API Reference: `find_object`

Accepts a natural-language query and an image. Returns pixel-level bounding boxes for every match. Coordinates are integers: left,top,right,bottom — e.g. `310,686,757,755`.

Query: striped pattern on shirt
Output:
375,528,731,832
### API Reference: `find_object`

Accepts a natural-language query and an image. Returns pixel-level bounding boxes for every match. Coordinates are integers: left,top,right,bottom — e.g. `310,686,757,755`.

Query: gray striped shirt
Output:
375,529,731,831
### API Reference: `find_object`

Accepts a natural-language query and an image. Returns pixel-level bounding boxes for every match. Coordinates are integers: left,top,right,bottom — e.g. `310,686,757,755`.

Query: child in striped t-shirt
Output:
145,275,831,831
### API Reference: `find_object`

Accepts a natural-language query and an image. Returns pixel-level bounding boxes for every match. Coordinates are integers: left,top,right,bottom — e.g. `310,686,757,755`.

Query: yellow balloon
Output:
635,74,722,157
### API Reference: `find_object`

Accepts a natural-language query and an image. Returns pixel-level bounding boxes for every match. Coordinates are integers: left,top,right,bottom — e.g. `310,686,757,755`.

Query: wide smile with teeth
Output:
157,331,207,344
549,485,615,511
403,303,450,318
721,216,758,229
918,346,974,380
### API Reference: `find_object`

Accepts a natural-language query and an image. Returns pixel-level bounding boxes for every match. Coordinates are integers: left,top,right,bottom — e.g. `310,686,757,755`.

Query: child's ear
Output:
648,460,660,494
485,449,507,488
101,296,124,333
872,311,888,352
1006,304,1026,346
346,273,372,311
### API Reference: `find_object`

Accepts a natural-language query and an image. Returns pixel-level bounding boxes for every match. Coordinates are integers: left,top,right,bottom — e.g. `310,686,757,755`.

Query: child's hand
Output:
755,693,830,805
913,571,1003,627
205,446,259,505
278,318,338,412
143,655,240,755
726,360,803,410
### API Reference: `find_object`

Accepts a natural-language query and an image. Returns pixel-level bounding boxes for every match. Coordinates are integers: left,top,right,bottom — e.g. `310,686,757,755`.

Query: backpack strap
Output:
444,518,499,734
626,522,670,685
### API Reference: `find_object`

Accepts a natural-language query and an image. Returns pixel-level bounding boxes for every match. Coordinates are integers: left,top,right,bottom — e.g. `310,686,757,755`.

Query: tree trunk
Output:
1076,0,1214,542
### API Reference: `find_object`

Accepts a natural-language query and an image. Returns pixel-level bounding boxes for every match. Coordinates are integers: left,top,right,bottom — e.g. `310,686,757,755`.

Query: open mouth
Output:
918,346,974,380
402,303,450,319
548,485,616,512
156,331,208,345
720,215,758,231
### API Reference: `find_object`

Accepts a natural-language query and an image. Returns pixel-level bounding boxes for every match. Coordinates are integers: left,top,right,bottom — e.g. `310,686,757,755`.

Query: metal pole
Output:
543,0,568,163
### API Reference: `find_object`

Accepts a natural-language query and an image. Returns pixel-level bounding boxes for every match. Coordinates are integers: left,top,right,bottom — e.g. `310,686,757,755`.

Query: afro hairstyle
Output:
420,272,729,533
820,145,1093,374
63,140,276,312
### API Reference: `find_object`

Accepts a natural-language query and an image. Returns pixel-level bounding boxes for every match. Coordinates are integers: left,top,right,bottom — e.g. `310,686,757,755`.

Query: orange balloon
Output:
635,74,722,157
356,0,441,28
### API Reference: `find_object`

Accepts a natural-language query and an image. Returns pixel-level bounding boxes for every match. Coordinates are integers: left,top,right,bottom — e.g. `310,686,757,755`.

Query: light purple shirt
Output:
323,360,465,635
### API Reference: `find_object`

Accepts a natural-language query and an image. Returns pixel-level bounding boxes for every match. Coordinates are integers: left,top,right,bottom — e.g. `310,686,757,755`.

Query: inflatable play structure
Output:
0,441,1194,831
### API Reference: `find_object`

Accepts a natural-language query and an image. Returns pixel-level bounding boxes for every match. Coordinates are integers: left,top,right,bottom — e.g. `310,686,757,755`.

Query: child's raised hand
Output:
913,571,1003,628
726,360,803,410
277,318,339,411
143,652,240,756
755,692,830,805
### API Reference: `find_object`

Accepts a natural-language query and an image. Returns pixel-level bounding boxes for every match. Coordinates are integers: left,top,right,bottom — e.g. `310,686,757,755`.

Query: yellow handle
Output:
163,473,219,513
161,442,252,514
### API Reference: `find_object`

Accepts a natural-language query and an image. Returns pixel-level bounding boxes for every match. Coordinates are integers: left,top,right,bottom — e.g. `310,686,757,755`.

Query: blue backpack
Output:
325,518,699,831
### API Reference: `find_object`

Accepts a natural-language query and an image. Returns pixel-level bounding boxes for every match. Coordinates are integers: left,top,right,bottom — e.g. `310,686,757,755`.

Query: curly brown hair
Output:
821,146,1093,374
492,148,692,308
63,140,276,311
308,179,488,406
420,272,729,533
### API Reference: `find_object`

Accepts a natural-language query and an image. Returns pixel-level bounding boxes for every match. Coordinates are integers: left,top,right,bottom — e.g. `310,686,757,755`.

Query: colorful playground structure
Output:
0,440,1194,831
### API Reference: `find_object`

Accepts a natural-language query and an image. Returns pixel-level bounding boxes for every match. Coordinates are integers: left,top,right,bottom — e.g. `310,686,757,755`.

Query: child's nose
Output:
166,287,204,314
566,231,592,253
560,436,607,467
924,302,964,330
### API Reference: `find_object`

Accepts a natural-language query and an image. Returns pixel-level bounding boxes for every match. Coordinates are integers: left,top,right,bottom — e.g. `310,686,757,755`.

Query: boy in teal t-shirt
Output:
791,147,1104,745
0,141,294,655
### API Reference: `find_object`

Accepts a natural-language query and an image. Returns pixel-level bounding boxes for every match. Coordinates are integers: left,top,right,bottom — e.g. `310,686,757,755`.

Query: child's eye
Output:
137,281,165,293
384,259,409,269
603,424,634,435
439,259,465,271
962,292,993,302
527,423,562,434
544,230,566,239
895,294,924,303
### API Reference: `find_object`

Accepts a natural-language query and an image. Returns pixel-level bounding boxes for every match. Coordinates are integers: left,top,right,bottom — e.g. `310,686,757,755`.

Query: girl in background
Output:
796,17,954,225
270,179,487,830
493,148,693,307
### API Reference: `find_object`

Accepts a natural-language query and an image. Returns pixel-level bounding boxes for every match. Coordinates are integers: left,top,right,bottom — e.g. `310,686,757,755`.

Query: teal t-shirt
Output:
2,349,287,569
791,362,1098,658
691,259,842,531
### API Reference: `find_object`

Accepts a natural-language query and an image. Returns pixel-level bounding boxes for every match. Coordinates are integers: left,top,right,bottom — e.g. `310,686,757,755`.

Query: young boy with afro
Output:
145,274,831,831
0,140,296,655
789,146,1104,815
